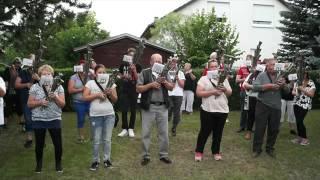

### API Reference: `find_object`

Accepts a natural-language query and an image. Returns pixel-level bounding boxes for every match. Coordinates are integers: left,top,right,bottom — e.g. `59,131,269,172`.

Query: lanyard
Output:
78,73,85,86
266,72,274,83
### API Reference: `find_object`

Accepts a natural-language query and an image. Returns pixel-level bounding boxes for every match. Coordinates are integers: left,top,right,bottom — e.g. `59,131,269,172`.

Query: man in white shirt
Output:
168,57,185,136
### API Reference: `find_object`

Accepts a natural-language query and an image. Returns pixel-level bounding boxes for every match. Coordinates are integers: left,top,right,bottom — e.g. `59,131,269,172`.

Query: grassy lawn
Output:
0,110,320,180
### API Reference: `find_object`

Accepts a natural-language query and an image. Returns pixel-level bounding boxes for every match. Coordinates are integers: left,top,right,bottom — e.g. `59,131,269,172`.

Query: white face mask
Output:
96,73,109,84
207,70,219,79
39,75,53,86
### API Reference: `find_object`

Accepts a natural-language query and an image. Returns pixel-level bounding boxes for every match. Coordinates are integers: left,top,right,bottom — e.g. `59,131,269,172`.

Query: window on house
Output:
252,4,274,26
207,1,230,19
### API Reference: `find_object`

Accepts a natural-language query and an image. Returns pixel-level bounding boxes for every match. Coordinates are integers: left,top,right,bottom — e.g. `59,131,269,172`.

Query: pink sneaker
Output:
213,153,222,161
194,152,203,162
291,137,302,144
300,138,310,146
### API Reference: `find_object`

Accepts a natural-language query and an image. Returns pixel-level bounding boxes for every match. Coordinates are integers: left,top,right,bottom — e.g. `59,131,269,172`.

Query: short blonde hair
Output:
38,64,54,75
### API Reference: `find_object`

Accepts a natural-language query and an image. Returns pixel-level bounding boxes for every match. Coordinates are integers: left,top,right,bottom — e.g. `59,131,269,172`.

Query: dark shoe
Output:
103,160,112,168
266,150,276,158
89,162,99,171
35,163,42,173
252,151,262,158
236,128,245,133
24,140,32,148
172,128,176,137
160,157,172,164
141,158,150,166
290,130,297,135
56,162,63,173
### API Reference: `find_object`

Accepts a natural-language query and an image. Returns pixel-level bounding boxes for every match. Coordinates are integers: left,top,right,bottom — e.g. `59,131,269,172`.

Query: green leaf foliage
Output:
150,8,240,67
278,0,320,69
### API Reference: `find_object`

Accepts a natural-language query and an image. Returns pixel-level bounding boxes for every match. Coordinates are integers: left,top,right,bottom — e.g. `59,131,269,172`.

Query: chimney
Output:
154,17,159,22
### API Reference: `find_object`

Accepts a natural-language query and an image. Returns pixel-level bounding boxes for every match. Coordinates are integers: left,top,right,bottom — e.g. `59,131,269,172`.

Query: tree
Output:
46,12,109,67
278,0,320,68
0,0,90,58
150,13,185,51
150,9,240,67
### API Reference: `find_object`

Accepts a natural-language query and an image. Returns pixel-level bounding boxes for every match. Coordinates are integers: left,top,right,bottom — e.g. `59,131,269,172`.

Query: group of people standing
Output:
67,48,198,169
236,57,316,158
0,48,316,173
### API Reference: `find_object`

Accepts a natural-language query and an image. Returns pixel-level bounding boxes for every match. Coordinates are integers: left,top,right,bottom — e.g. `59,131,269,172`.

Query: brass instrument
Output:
42,73,64,101
251,41,262,72
156,60,173,83
133,39,145,65
33,29,46,74
83,44,93,83
106,69,119,89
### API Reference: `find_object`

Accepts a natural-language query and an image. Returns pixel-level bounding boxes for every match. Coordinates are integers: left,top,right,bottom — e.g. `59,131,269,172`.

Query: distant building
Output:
141,0,289,60
74,33,175,68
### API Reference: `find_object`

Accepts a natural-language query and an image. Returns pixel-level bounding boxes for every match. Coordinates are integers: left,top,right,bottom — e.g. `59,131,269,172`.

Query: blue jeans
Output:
239,91,248,129
90,115,115,163
73,101,90,128
20,92,32,132
23,104,32,132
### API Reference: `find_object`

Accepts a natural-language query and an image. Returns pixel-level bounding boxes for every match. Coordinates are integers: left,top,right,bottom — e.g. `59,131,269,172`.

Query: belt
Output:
150,102,165,106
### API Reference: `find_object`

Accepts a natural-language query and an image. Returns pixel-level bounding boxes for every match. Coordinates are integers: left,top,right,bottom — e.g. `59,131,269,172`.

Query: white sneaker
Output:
118,129,128,137
128,129,135,137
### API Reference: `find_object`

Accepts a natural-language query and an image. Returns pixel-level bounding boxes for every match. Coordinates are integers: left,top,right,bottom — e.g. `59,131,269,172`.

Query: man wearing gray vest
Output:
252,58,289,158
137,53,174,166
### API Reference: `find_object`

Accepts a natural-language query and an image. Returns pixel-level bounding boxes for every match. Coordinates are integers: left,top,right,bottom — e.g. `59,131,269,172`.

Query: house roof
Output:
74,33,175,53
172,0,290,12
140,0,290,38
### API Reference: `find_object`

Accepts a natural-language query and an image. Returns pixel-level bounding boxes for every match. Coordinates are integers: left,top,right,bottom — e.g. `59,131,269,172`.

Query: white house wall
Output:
176,0,289,60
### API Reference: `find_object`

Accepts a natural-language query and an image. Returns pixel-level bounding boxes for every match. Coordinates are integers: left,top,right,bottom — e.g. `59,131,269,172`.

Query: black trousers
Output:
121,93,137,129
34,128,62,166
195,109,227,154
294,105,309,138
253,101,281,153
4,93,23,118
168,96,183,129
239,91,248,129
247,97,257,131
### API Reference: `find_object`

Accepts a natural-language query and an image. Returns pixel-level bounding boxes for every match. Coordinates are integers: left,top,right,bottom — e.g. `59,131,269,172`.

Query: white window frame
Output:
252,3,275,28
207,0,230,19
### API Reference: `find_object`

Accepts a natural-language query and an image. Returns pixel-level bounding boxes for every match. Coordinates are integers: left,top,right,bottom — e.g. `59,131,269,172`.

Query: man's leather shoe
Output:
236,128,245,133
141,158,150,166
160,157,172,164
266,150,276,158
172,128,176,137
252,151,262,158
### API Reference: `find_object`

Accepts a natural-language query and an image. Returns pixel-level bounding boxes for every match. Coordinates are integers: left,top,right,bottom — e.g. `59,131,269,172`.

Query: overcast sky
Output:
88,0,189,36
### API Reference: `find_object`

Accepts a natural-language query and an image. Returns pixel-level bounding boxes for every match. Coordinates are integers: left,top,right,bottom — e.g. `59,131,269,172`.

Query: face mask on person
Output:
207,70,219,79
39,75,53,86
96,73,109,84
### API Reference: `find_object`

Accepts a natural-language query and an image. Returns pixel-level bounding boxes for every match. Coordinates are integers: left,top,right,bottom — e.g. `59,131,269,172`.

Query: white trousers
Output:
181,90,194,113
280,99,296,123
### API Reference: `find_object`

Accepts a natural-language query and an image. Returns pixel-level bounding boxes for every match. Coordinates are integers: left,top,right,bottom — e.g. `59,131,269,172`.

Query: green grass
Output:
0,110,320,180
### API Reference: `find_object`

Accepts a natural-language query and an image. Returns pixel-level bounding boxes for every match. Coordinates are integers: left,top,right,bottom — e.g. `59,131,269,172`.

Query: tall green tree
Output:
150,9,240,67
278,0,320,68
0,0,90,60
46,12,109,67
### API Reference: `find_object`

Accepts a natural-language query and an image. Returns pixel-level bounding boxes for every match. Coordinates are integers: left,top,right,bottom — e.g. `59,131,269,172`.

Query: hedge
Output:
1,67,320,111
